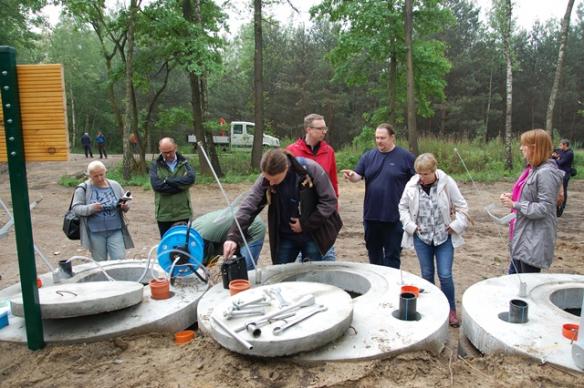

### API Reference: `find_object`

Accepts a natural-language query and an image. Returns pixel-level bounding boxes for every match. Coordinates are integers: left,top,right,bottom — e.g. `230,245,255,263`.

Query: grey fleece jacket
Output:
72,179,134,253
511,159,564,269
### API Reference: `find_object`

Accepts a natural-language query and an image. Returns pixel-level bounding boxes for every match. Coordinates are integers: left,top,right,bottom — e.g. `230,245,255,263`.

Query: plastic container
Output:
175,330,196,345
150,279,171,300
401,285,420,298
0,311,8,330
563,323,579,341
229,279,251,296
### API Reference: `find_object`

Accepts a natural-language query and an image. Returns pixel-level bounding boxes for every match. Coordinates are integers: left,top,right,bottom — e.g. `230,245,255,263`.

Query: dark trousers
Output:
364,220,403,269
98,144,107,159
557,174,570,217
157,219,190,238
508,258,541,274
83,145,93,158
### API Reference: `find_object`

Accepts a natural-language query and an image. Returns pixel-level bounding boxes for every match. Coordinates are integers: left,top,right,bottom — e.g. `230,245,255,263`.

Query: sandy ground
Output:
0,155,583,387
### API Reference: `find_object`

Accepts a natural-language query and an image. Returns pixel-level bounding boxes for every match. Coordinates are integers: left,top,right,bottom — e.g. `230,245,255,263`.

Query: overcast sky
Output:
43,0,582,33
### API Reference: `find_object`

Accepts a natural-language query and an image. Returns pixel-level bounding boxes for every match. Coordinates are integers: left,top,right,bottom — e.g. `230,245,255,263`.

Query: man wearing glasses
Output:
287,113,339,260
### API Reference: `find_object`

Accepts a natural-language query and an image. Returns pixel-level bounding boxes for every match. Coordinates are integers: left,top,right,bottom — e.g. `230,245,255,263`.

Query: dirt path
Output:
0,156,582,387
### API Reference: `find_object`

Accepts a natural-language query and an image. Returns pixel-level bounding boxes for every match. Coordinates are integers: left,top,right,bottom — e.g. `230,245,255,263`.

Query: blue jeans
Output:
298,245,336,262
413,235,456,311
240,238,264,270
90,229,125,261
277,237,323,265
364,220,402,269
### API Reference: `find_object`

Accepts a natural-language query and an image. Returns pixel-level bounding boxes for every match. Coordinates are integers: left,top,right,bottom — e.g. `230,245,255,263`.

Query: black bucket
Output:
221,255,248,289
509,299,528,323
58,259,73,277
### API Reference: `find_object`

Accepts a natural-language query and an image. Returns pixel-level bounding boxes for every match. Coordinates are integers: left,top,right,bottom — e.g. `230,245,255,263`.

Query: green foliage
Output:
312,0,454,120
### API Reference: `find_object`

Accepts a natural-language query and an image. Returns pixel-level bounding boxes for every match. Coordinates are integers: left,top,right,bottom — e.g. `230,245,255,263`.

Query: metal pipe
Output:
212,316,253,350
196,141,260,284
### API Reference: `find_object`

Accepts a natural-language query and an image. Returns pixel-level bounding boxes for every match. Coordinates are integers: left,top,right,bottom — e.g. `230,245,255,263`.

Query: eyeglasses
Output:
311,126,328,132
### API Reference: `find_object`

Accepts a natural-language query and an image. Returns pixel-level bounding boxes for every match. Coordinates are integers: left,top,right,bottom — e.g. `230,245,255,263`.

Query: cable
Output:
196,141,260,284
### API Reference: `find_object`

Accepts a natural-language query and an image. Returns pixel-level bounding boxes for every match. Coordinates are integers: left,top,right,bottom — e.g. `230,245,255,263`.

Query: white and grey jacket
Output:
399,169,470,249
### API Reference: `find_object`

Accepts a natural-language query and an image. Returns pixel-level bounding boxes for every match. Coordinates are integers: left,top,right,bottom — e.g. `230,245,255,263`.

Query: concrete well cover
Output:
10,281,144,319
207,281,353,357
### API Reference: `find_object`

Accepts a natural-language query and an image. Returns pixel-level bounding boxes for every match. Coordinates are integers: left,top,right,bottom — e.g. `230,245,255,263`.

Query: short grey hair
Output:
304,114,324,129
87,160,107,175
560,138,570,147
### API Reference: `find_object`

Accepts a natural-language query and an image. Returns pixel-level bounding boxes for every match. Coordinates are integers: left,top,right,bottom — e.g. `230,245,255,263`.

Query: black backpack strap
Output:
68,183,87,210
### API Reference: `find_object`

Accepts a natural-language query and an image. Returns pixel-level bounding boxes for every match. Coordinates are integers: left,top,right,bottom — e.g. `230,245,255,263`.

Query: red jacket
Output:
287,138,339,197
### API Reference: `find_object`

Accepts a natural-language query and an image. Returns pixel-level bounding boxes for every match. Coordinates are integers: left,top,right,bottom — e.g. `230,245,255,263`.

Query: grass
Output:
60,137,582,187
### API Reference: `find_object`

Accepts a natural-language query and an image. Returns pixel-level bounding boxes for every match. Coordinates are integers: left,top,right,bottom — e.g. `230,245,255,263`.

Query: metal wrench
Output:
272,304,327,335
269,287,289,308
232,295,271,310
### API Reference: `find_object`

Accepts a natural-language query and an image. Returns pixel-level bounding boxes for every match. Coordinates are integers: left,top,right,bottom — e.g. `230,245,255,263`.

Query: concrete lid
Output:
207,281,353,357
10,281,144,319
462,273,584,372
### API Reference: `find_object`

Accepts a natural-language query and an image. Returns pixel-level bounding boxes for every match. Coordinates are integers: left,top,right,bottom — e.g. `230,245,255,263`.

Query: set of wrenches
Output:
213,288,328,350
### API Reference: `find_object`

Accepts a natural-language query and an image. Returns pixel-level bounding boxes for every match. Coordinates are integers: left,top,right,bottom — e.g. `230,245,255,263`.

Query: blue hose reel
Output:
157,225,204,278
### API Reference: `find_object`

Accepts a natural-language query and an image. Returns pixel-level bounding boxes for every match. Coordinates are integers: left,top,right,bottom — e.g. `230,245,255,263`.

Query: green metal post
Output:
0,46,45,350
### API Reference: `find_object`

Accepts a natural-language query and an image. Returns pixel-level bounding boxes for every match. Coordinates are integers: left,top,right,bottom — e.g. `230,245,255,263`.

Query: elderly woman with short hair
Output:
399,153,470,327
72,161,134,261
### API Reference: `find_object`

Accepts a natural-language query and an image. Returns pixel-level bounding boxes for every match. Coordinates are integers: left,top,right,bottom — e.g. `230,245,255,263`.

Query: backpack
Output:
62,184,87,240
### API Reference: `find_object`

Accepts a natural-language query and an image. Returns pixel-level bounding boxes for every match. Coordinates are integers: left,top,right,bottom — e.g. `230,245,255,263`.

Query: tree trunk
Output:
503,0,513,170
388,47,397,123
251,0,264,169
68,83,77,149
545,0,575,134
123,0,138,180
404,0,418,155
485,68,493,143
182,0,213,176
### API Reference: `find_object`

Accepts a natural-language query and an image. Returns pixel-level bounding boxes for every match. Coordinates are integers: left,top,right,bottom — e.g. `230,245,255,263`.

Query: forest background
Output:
2,0,583,182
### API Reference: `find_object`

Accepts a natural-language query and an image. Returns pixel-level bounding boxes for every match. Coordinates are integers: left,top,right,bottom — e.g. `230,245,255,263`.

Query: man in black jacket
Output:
223,149,342,265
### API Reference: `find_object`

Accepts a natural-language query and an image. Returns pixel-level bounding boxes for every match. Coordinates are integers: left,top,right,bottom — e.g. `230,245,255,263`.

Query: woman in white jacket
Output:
399,153,469,327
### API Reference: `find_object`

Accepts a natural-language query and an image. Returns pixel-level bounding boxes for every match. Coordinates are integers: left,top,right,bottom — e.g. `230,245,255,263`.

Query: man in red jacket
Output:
287,113,338,260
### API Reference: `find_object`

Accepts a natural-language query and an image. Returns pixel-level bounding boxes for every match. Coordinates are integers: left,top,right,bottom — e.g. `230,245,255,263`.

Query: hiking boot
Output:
449,310,460,328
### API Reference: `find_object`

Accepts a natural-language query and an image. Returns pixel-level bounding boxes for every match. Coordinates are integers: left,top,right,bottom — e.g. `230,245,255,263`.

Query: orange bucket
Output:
562,323,579,341
150,279,170,300
401,285,420,298
229,279,251,296
175,330,196,345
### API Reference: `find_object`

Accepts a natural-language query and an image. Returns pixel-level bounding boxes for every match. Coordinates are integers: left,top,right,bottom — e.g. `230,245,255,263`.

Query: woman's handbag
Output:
63,184,86,240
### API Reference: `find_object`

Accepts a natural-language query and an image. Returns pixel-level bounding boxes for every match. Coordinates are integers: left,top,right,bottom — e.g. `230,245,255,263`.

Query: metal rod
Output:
0,46,44,350
196,141,259,284
212,316,254,350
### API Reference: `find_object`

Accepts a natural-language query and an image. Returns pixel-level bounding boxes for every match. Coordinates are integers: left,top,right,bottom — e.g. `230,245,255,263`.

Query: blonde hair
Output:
87,160,107,175
414,153,438,173
520,129,552,167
